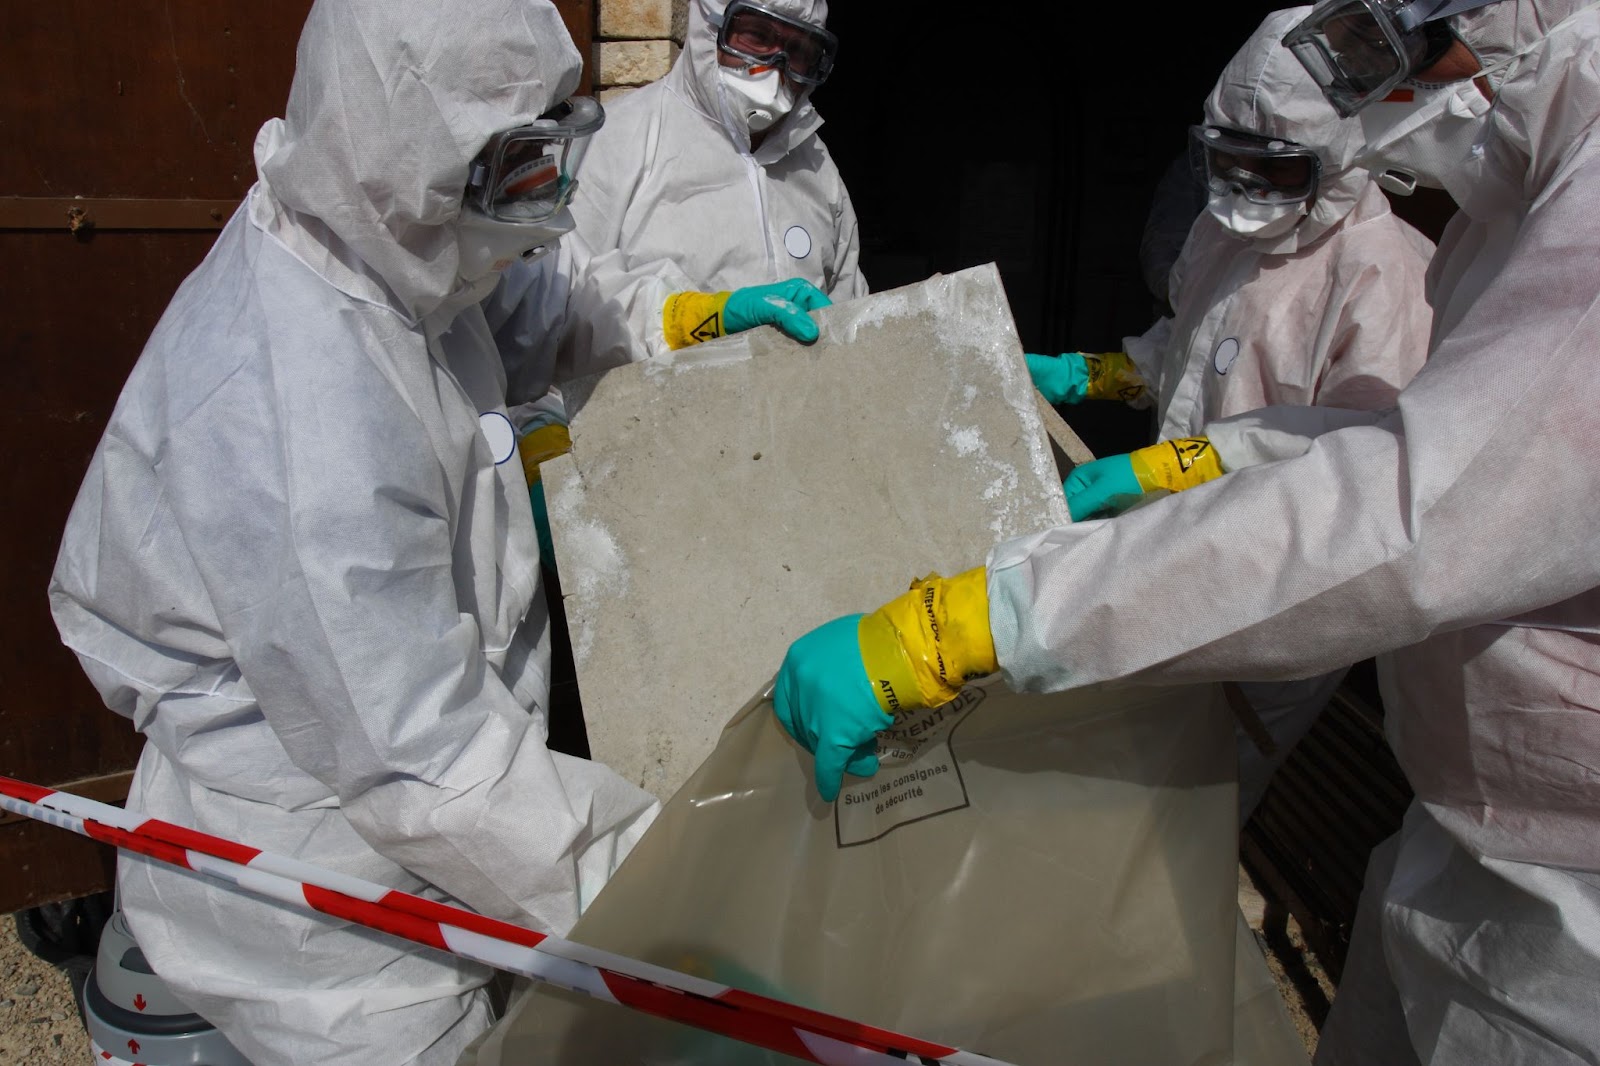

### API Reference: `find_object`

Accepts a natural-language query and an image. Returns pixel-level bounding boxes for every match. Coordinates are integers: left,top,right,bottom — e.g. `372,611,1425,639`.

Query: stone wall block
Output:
594,40,678,86
599,0,675,39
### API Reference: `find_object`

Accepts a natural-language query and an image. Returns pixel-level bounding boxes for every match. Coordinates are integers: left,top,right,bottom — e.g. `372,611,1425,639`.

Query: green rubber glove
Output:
724,279,832,342
1064,454,1145,521
772,614,888,803
518,421,571,571
1026,352,1092,404
529,480,555,569
1065,437,1225,521
663,279,832,348
1028,351,1151,407
773,569,996,802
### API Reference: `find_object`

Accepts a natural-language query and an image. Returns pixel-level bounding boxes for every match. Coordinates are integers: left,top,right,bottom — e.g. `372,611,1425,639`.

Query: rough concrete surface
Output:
0,916,90,1064
545,264,1069,802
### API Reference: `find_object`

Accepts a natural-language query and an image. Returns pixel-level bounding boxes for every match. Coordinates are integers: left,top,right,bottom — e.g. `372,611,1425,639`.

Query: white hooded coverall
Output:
988,2,1600,1062
47,2,657,1063
558,0,868,366
1125,8,1435,821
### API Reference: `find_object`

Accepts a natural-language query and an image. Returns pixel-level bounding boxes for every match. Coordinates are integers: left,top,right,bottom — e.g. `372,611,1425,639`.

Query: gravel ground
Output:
1258,918,1336,1058
0,914,91,1064
1239,866,1336,1059
4,869,1335,1064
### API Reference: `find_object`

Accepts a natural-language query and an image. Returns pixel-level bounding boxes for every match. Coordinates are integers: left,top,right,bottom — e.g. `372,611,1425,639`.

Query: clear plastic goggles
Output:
715,0,838,86
464,96,605,224
1189,126,1323,206
1282,0,1462,117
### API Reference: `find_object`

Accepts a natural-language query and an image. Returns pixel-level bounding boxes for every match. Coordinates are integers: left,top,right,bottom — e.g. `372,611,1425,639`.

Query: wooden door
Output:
0,0,593,913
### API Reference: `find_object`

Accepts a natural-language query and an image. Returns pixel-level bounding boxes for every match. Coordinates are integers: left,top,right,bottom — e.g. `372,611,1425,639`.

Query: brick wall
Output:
593,0,688,102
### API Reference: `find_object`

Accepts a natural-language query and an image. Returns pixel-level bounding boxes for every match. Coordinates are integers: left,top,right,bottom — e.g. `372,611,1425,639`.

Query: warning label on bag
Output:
834,687,985,847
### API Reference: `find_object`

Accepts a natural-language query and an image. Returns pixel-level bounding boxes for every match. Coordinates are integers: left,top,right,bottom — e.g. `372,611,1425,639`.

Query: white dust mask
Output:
719,67,795,134
454,206,572,285
1206,192,1307,240
1358,79,1495,197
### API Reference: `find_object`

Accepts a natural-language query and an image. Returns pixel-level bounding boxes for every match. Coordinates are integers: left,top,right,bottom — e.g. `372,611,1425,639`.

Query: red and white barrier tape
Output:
0,775,1014,1066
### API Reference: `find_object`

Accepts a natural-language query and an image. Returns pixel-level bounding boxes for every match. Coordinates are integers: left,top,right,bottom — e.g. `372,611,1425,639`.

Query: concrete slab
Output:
545,264,1073,801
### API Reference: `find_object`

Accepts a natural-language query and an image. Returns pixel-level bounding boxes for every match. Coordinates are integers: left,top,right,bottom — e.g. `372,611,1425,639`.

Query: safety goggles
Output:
1189,126,1323,206
1282,0,1497,117
464,96,604,224
714,1,838,86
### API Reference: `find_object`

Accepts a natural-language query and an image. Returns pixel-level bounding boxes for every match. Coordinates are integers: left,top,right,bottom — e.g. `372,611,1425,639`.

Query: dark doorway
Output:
813,3,1293,456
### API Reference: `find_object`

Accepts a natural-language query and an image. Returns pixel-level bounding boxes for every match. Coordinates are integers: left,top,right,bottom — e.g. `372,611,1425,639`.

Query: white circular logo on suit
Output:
479,411,517,465
784,225,812,260
1213,337,1241,376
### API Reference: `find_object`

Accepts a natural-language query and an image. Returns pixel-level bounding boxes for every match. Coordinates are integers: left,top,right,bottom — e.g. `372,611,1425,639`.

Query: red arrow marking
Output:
132,993,147,1011
128,1039,141,1055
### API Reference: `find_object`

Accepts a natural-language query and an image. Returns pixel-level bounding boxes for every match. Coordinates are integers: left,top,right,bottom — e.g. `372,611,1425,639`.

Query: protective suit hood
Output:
251,0,583,321
677,0,828,160
1453,0,1600,208
1205,6,1370,254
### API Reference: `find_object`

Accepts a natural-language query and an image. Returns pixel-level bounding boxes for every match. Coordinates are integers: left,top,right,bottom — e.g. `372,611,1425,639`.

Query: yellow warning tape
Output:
517,423,571,487
663,291,732,350
1083,351,1149,405
859,567,998,715
1129,436,1224,493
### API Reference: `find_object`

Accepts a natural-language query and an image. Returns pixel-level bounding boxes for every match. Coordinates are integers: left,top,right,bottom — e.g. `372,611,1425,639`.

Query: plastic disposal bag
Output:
464,266,1304,1065
466,676,1242,1065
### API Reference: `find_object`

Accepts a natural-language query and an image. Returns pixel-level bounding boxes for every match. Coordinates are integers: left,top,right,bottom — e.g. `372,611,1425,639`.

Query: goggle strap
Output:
1426,0,1502,21
1396,0,1499,32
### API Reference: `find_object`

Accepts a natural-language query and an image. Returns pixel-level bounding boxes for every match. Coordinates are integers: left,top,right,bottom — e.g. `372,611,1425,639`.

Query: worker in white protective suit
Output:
499,0,867,564
771,2,1600,1063
1032,8,1436,821
46,1,658,1062
554,0,867,368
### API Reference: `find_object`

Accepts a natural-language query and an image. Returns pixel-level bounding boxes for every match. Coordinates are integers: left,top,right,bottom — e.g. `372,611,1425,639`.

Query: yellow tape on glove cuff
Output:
1129,436,1225,494
1083,351,1149,405
858,566,999,716
858,612,925,717
517,423,572,487
663,291,732,350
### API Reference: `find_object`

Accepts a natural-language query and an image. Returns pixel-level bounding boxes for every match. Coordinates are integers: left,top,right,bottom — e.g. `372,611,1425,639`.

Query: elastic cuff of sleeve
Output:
517,423,572,487
663,291,732,350
1129,436,1225,493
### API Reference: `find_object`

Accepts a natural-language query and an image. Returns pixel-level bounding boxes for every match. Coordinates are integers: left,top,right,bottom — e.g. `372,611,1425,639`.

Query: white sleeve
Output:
1207,404,1388,470
1122,316,1173,387
988,154,1600,694
561,228,696,365
483,254,570,406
